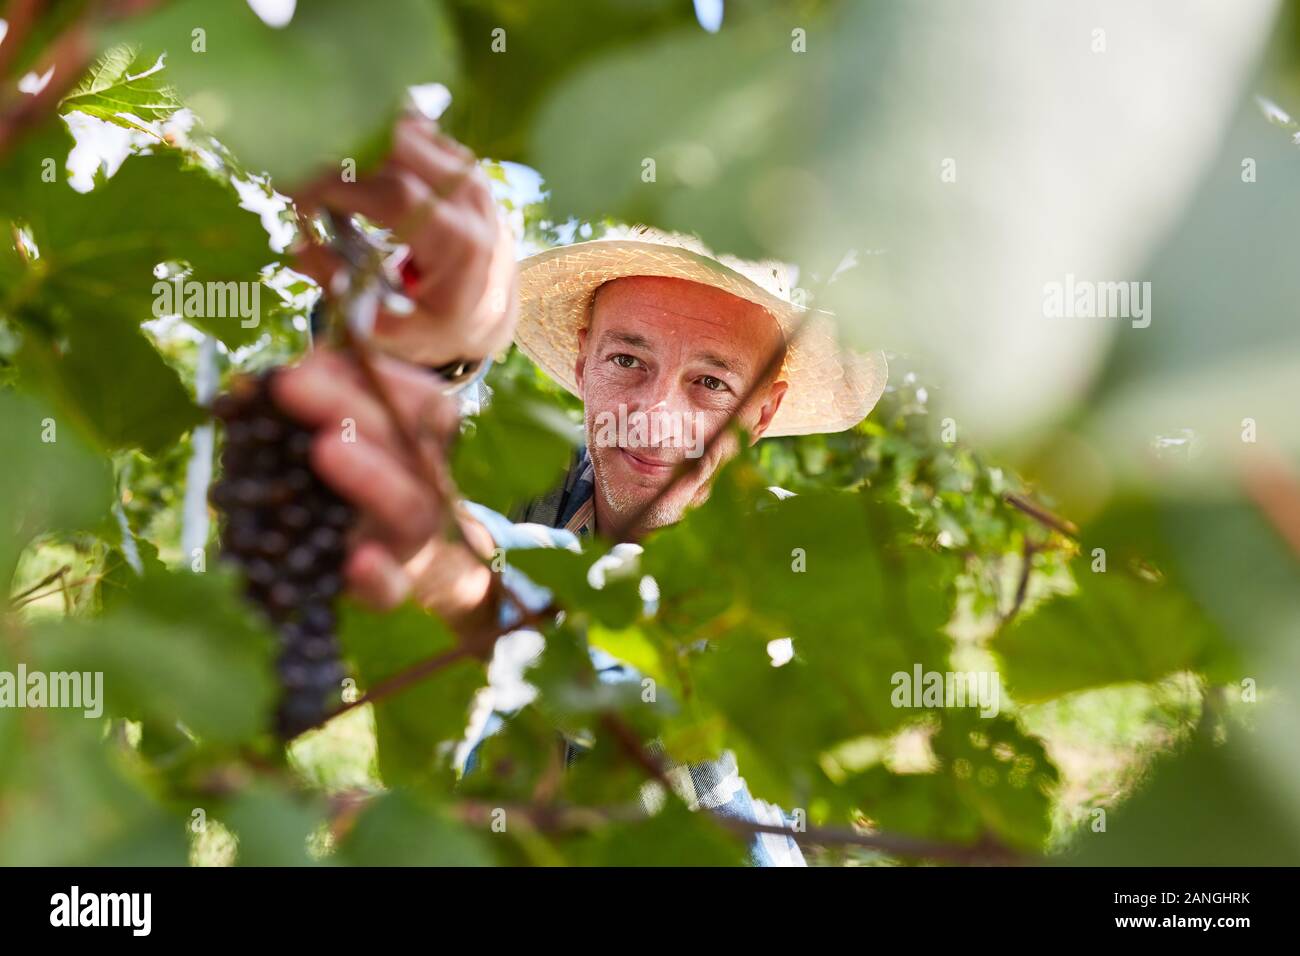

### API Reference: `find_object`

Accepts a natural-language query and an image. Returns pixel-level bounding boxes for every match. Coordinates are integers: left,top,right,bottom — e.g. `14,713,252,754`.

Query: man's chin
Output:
594,454,682,524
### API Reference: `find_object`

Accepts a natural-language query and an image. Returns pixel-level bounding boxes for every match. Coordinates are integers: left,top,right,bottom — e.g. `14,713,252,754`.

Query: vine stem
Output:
7,563,71,604
1003,493,1078,538
9,571,107,610
1001,537,1038,624
322,788,1029,865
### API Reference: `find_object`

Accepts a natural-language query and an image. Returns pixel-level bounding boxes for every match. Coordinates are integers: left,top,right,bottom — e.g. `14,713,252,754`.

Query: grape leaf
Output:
507,544,642,629
568,798,747,866
340,789,495,866
1,122,277,348
452,372,580,514
991,561,1239,703
0,715,187,866
223,784,325,867
32,564,278,745
632,468,959,808
455,704,561,803
0,389,113,590
1071,732,1300,865
441,0,696,160
17,308,204,454
60,44,181,134
847,712,1058,852
106,0,457,187
529,9,824,261
338,601,486,787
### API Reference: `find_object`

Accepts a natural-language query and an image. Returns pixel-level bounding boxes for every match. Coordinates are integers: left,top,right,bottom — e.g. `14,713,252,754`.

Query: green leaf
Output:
338,601,485,786
991,560,1238,703
645,470,955,760
507,544,642,629
1072,732,1300,866
530,11,808,260
453,372,580,514
442,0,696,160
455,704,562,803
0,389,114,590
523,622,664,736
33,564,277,745
0,715,187,866
587,622,668,687
17,309,204,454
223,784,325,866
839,713,1059,853
107,0,456,186
568,798,747,866
340,789,495,866
0,120,275,451
2,122,277,349
60,44,181,134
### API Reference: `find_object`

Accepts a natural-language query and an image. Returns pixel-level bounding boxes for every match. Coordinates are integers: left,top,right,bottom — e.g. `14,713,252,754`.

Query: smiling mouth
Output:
619,448,676,475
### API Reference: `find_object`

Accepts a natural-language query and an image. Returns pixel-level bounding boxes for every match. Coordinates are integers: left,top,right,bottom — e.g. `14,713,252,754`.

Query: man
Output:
276,119,887,865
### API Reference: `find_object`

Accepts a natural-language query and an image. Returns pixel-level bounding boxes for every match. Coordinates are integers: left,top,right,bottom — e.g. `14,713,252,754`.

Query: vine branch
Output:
1003,492,1078,538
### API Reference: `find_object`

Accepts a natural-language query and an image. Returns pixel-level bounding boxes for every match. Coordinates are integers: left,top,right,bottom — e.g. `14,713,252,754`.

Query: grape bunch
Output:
210,370,355,738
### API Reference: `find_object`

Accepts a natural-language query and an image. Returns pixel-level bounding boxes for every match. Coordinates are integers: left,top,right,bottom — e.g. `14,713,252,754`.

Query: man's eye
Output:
699,375,728,392
612,354,640,369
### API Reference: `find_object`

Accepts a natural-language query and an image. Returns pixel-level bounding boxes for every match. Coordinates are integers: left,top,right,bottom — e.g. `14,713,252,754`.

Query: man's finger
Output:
391,118,491,214
274,350,460,453
344,539,412,610
291,240,346,293
274,353,401,450
310,431,441,551
308,167,422,236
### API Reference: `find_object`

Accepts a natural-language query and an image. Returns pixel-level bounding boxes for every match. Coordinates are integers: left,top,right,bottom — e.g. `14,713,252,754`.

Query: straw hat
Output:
512,225,887,438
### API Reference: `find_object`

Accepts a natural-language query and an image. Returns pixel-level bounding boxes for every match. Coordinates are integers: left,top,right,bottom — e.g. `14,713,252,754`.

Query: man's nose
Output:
629,372,690,417
627,375,692,446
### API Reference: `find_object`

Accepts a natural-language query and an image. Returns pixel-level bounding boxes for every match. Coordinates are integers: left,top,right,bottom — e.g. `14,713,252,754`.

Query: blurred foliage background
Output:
0,0,1297,865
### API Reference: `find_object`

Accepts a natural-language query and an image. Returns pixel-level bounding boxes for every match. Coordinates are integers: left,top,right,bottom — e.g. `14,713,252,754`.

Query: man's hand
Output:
273,349,497,630
292,115,518,367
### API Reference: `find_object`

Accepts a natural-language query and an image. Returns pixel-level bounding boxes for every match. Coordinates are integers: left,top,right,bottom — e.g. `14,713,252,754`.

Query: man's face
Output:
574,275,788,539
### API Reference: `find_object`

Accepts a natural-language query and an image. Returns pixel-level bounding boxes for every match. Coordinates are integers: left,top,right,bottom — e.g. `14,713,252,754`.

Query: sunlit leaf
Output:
338,601,485,787
107,0,456,186
60,44,181,134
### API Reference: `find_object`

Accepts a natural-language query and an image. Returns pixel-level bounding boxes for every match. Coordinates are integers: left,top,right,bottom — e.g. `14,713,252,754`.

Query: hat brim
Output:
513,238,887,438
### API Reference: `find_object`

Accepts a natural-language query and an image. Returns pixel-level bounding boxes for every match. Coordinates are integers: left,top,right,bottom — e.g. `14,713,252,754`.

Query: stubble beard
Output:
590,444,686,537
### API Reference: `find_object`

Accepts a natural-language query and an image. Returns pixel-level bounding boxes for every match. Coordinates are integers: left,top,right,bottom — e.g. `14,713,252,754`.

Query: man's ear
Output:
574,327,589,392
748,379,789,443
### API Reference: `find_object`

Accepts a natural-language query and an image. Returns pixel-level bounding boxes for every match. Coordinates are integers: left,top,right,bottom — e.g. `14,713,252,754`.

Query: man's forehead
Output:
588,275,779,343
593,274,753,315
